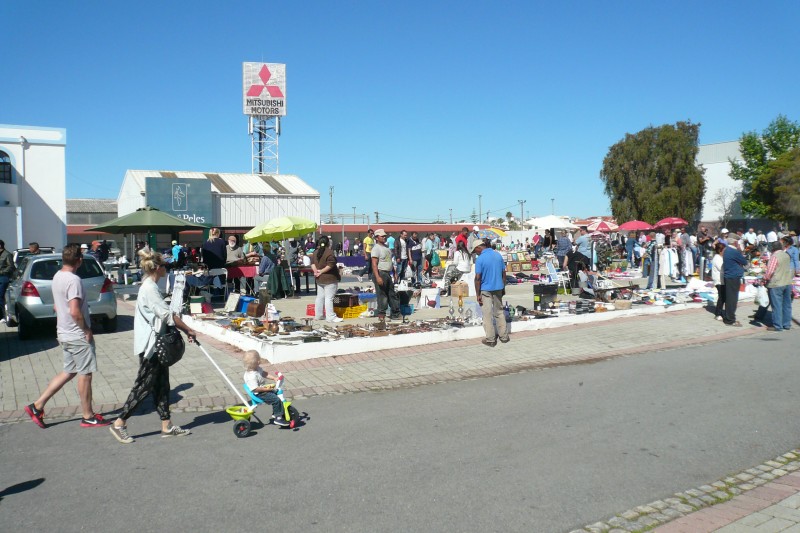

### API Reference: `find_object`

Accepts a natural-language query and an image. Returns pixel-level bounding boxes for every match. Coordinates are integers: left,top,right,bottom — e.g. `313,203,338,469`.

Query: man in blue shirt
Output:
473,240,508,347
721,238,747,326
254,250,276,293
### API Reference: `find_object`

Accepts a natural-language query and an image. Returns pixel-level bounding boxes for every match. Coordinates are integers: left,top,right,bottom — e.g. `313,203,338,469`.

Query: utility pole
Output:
478,195,482,224
352,207,356,224
518,199,526,229
449,208,453,224
551,198,555,215
374,211,379,224
329,186,334,223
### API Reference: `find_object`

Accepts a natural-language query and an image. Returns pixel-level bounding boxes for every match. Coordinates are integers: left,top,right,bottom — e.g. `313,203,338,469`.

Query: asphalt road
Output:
1,331,798,532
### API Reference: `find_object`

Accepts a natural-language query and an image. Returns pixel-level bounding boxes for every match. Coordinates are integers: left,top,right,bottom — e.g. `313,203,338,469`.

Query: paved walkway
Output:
2,297,798,532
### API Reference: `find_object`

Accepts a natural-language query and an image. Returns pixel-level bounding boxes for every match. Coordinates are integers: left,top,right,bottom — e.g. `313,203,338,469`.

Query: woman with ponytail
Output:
311,236,343,322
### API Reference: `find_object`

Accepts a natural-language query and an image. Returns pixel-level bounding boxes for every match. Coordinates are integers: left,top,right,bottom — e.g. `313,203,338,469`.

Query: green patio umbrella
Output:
244,216,317,243
86,206,210,234
244,216,318,297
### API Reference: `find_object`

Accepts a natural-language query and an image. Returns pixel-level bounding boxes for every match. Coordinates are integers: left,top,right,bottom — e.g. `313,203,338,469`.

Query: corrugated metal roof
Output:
66,198,117,213
123,170,319,196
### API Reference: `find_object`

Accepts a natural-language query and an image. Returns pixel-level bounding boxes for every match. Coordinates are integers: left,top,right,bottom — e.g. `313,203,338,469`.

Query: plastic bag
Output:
755,285,769,307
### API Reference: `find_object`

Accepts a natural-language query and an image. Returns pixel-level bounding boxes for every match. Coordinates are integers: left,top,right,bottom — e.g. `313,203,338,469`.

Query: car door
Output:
77,257,105,304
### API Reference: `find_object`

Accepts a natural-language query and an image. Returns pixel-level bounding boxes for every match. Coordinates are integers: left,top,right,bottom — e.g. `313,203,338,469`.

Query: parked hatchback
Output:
4,253,118,339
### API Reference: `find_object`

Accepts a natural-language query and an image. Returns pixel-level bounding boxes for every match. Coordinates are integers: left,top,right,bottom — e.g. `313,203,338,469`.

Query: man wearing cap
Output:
472,239,508,347
721,237,747,327
718,228,730,245
171,240,183,267
371,229,401,321
467,226,480,252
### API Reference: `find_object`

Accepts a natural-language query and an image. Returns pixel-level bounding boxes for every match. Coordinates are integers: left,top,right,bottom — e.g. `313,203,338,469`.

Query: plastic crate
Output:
333,304,367,319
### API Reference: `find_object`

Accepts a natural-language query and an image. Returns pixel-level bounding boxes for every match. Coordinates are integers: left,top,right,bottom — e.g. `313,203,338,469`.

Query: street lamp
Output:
551,198,555,215
352,207,356,224
478,195,482,223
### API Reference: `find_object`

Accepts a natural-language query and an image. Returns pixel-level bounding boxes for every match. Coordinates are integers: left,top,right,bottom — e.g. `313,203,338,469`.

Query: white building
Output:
117,170,320,228
697,141,744,225
0,124,67,251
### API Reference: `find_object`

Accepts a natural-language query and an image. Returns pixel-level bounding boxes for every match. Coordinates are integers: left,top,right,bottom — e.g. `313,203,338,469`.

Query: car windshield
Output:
29,258,105,280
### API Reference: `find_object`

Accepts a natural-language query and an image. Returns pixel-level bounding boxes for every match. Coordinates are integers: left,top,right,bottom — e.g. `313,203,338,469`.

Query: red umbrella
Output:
587,220,619,232
654,217,689,230
618,220,653,231
589,231,610,241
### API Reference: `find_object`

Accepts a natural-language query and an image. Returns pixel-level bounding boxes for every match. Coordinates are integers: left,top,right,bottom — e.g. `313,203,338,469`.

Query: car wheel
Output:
103,315,118,333
16,306,34,340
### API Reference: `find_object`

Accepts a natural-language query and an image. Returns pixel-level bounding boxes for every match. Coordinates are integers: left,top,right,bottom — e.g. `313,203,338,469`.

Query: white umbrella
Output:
526,215,578,230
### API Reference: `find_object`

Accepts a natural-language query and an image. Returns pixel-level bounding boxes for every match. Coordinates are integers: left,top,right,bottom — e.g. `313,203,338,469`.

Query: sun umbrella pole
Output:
284,231,296,297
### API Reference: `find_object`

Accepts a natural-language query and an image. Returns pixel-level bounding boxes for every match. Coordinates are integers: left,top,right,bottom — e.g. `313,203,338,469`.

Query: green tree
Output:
730,115,800,218
599,121,706,223
760,146,800,224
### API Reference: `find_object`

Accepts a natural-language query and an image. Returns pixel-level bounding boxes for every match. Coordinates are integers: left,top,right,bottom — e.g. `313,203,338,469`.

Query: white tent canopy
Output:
525,215,578,229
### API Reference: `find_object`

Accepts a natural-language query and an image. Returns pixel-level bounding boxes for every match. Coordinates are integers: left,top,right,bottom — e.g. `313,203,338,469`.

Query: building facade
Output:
0,124,67,251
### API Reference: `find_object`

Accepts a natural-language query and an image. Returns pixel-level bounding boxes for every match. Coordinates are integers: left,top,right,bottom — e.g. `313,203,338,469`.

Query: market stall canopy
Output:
85,206,210,234
618,220,654,231
477,227,507,240
590,231,611,241
654,217,689,231
526,215,578,230
587,220,619,233
244,216,318,243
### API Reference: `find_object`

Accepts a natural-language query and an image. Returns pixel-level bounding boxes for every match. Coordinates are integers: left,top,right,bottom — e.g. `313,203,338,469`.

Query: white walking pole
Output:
194,340,253,410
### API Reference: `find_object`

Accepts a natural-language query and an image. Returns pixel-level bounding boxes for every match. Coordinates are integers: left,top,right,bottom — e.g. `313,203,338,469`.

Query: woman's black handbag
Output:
153,325,185,366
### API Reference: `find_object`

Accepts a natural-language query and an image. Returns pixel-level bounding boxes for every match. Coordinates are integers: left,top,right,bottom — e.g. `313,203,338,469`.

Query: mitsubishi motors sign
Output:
243,62,286,116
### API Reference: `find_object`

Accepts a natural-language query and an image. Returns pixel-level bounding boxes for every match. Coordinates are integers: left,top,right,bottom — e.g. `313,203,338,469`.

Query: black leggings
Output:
714,284,726,317
119,353,171,421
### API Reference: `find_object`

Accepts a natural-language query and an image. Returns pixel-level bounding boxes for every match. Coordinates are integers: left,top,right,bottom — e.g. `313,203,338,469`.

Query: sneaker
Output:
481,339,497,347
80,415,111,427
274,416,290,427
715,316,723,321
24,403,46,429
499,336,510,344
766,326,782,332
327,316,343,323
109,424,134,444
728,321,743,327
161,425,191,438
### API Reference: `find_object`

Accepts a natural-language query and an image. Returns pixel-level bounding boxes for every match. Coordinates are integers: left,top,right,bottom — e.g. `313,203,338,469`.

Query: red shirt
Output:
455,233,468,249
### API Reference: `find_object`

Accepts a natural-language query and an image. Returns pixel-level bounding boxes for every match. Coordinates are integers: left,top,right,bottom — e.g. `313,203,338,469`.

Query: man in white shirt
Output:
767,229,778,243
744,228,757,247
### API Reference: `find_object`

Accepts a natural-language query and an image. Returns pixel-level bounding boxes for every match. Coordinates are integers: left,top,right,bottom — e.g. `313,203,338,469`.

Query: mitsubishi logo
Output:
247,65,284,97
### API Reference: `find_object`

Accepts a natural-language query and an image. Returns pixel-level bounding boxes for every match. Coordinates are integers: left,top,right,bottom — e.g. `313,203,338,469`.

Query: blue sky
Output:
4,1,799,223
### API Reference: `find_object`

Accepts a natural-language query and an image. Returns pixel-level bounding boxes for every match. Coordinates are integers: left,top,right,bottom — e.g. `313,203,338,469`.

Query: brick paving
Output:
2,296,799,532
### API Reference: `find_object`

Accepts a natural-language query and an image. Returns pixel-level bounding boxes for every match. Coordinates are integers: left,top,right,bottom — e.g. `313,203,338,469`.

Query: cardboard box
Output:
450,282,469,297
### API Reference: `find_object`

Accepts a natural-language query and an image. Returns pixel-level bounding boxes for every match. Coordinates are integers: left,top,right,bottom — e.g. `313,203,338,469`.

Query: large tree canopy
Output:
599,121,706,223
730,115,800,219
763,146,800,225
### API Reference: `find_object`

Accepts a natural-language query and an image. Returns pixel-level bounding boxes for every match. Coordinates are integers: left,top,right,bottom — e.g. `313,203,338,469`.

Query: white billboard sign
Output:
243,62,286,116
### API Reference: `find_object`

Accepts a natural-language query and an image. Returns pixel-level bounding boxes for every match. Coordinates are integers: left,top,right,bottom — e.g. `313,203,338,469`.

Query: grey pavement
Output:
2,294,799,532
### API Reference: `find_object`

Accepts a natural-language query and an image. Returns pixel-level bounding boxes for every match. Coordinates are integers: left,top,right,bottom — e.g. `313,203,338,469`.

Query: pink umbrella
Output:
618,220,653,231
587,220,619,232
654,217,689,230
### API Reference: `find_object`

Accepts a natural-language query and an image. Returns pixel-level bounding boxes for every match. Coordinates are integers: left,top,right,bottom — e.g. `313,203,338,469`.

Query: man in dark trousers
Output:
721,237,747,327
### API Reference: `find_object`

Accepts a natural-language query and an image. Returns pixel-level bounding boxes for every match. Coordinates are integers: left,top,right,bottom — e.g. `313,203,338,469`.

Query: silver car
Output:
4,253,118,339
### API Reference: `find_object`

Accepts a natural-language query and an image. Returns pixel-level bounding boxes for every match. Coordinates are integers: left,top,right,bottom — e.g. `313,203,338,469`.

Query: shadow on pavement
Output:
0,478,45,502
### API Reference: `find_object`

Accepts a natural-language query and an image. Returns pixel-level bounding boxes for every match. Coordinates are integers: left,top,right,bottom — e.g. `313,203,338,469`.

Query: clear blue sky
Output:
4,1,799,223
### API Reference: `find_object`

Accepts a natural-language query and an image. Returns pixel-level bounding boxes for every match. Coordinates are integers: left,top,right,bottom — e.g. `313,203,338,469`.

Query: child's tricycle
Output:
195,340,298,438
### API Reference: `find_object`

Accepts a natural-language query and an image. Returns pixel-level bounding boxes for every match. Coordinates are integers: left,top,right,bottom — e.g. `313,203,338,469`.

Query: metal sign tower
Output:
243,62,286,175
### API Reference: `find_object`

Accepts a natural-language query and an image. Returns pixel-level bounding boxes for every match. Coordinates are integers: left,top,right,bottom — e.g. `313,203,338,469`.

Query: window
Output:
0,151,12,184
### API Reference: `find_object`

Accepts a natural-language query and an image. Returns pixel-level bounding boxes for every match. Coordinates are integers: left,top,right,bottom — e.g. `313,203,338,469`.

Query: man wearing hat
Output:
370,229,401,320
467,226,480,252
721,237,747,327
472,239,509,347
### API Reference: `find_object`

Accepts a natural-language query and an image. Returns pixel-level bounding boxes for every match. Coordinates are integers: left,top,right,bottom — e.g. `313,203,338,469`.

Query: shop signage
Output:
243,62,286,116
145,177,212,224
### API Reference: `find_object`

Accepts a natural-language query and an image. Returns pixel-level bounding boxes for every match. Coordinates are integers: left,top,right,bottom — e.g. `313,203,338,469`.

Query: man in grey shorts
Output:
24,244,110,428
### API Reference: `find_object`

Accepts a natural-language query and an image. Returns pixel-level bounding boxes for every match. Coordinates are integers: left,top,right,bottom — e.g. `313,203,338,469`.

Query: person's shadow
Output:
0,478,45,503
